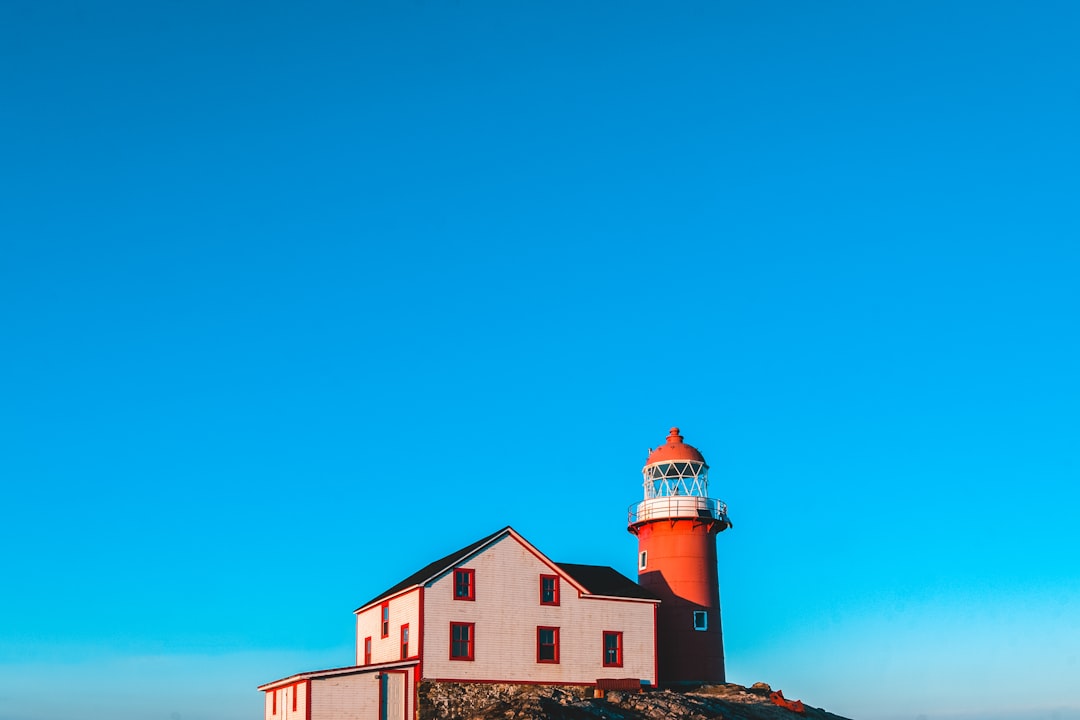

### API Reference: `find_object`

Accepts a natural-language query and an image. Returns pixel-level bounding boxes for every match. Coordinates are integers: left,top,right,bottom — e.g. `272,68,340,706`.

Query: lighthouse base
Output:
634,518,726,686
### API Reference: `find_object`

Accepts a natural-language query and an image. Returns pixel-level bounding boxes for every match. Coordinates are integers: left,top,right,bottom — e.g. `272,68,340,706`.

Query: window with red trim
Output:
540,574,560,606
603,631,623,667
272,689,277,715
292,684,299,711
450,622,474,660
364,636,372,665
453,568,475,601
380,601,390,638
400,624,410,659
537,626,559,663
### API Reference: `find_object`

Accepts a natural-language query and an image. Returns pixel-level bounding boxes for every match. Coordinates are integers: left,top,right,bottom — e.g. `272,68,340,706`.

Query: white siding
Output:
310,672,379,720
356,588,420,666
263,682,307,720
422,534,656,685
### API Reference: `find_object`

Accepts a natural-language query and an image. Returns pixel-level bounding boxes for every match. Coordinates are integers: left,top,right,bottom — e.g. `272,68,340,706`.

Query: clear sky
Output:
2,2,1078,720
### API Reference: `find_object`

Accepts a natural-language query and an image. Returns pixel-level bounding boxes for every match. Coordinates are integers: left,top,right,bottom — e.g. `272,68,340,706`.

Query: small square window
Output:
693,610,708,631
540,574,560,606
638,551,647,570
603,631,623,667
537,626,560,664
454,568,475,601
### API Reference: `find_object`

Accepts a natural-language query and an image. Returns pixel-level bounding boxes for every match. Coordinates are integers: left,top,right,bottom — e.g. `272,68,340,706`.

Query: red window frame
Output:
603,631,623,667
380,601,390,638
364,636,372,665
453,568,475,601
450,622,475,661
292,683,299,712
400,623,410,660
537,626,560,664
539,574,560,606
272,689,277,715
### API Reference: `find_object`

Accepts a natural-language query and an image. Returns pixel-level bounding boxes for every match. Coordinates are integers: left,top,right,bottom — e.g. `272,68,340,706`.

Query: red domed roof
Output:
645,427,705,465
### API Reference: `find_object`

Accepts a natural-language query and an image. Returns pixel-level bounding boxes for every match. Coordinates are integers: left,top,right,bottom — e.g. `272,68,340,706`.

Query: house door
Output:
379,671,405,720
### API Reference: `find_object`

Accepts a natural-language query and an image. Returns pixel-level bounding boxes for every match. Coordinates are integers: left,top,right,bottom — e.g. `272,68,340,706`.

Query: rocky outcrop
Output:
418,681,853,720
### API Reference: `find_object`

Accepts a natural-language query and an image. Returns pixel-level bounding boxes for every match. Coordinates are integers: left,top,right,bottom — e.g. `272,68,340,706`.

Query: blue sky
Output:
2,2,1079,719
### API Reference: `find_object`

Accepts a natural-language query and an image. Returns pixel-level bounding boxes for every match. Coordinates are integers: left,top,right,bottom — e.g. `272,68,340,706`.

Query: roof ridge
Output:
354,526,512,612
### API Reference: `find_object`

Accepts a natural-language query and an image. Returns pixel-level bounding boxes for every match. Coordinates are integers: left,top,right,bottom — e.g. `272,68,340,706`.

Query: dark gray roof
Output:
556,563,660,601
355,527,510,611
355,527,659,612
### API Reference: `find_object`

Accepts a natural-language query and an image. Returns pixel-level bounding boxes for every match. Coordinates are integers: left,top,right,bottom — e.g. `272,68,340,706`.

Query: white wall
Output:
421,534,656,685
356,587,420,666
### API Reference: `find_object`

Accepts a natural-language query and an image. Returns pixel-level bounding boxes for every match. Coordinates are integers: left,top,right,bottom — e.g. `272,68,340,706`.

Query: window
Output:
292,684,298,712
380,601,390,638
537,626,560,663
540,574,560,606
693,610,708,631
638,551,647,570
400,624,410,659
272,689,277,715
453,568,475,601
603,631,623,667
364,636,372,665
450,622,474,661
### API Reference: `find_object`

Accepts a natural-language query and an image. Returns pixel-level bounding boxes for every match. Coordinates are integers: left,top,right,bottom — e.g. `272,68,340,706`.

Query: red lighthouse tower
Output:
628,428,731,687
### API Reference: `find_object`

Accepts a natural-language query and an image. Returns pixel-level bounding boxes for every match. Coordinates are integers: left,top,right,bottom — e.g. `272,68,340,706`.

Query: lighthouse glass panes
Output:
643,460,708,499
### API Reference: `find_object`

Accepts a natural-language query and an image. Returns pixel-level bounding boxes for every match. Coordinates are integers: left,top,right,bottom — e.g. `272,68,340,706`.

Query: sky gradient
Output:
2,2,1079,720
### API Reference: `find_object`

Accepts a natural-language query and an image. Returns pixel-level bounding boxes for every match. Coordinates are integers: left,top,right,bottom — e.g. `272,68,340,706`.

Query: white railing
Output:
628,496,729,525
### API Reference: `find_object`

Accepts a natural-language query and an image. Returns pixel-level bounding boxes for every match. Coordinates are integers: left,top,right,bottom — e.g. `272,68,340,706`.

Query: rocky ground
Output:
419,681,853,720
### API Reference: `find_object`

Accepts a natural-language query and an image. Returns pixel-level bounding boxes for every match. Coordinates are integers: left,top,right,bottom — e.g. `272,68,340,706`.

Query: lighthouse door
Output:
378,671,406,720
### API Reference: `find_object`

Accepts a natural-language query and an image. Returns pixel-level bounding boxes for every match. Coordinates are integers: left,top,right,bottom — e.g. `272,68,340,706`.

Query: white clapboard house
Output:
258,526,660,720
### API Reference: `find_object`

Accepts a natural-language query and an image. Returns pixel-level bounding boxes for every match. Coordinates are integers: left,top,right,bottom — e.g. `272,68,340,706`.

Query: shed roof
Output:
556,562,660,601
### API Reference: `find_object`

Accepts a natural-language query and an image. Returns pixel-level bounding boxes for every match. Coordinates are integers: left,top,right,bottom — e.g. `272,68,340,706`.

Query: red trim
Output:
653,603,659,687
453,568,475,601
293,681,300,712
536,626,559,664
306,679,312,720
380,601,390,638
363,636,372,665
578,594,659,604
272,688,277,715
355,585,422,614
602,630,623,667
539,574,560,606
417,586,425,685
449,622,475,661
400,623,410,660
431,678,597,687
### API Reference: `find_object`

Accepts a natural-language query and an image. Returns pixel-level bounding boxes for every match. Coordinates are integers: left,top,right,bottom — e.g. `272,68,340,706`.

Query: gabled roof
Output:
355,526,658,613
355,526,510,612
556,563,660,601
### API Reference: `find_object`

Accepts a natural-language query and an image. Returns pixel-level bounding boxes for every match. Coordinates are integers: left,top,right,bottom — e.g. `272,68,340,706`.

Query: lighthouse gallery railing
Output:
628,496,729,525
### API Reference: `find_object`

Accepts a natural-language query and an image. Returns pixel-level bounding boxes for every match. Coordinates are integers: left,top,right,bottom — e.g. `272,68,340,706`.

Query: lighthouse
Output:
628,427,732,686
